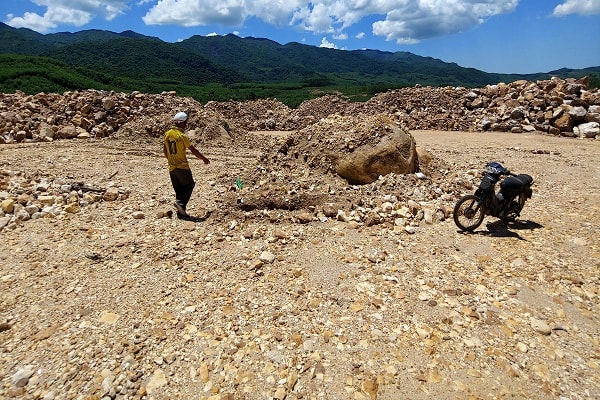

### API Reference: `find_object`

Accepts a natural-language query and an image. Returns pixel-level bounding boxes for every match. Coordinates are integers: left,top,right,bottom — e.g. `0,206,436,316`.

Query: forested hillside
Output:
1,22,598,107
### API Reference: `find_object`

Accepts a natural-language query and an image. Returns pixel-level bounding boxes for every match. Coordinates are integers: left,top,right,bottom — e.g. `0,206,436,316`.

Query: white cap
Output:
173,112,188,121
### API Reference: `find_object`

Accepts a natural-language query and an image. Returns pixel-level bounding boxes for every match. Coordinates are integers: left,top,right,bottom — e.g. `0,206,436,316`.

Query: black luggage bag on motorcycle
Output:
499,174,533,202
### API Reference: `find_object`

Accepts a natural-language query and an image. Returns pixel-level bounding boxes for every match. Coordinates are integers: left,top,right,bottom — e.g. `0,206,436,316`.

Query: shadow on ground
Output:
457,219,543,239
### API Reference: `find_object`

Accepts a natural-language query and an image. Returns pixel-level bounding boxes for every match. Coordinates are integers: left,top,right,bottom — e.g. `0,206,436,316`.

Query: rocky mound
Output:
1,77,599,146
359,78,600,136
2,76,599,232
259,114,418,183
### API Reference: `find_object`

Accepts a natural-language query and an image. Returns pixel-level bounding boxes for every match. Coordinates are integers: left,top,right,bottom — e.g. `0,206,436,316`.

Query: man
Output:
163,111,210,220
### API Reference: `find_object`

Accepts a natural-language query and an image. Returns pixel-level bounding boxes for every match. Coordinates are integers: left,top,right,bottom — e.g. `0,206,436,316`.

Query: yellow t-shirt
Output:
164,127,191,171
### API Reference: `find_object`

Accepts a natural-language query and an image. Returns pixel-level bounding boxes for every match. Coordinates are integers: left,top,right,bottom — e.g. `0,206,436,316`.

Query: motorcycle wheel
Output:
453,195,485,231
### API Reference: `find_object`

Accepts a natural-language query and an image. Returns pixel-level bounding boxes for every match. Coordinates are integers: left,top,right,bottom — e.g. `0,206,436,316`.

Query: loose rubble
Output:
0,80,599,400
1,77,599,146
0,171,130,230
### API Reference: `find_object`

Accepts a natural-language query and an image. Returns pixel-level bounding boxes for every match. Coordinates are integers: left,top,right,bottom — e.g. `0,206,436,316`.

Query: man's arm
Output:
189,145,210,164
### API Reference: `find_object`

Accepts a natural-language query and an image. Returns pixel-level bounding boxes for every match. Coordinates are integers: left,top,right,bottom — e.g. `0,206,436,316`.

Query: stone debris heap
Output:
0,170,130,231
198,112,462,234
0,77,599,144
0,109,471,232
360,77,600,136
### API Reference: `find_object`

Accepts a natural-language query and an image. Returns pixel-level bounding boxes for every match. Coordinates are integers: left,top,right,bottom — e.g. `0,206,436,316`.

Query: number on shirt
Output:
167,140,177,154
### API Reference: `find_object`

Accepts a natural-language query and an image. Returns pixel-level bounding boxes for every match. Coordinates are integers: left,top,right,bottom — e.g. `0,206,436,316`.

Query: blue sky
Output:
1,0,599,74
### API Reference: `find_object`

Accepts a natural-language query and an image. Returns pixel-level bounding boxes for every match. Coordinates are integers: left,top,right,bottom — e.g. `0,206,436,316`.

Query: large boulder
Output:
334,124,417,184
553,111,574,132
574,122,600,138
260,113,419,184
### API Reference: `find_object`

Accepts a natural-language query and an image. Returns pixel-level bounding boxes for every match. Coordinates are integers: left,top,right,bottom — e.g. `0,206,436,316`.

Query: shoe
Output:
177,212,191,220
177,213,203,222
174,201,187,216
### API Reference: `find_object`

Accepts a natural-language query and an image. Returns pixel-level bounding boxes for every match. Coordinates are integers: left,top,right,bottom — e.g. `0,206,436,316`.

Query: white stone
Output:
146,369,168,394
12,367,35,388
259,251,276,264
574,122,599,138
530,317,552,335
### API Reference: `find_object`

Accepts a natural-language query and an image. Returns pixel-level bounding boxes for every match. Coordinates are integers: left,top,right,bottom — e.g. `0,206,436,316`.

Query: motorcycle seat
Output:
515,174,533,186
501,174,533,190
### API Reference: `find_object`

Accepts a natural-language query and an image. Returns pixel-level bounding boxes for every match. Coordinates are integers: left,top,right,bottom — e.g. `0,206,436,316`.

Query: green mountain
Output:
42,28,159,46
0,23,159,54
0,22,597,106
46,37,244,86
0,54,124,93
174,34,506,86
0,23,48,55
175,35,305,82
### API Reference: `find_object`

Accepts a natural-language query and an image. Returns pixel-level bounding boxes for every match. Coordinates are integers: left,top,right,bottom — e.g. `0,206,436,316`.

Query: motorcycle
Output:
453,162,534,231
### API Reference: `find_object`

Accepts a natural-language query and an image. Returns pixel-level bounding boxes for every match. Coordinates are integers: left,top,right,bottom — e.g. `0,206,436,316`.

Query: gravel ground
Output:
1,130,598,400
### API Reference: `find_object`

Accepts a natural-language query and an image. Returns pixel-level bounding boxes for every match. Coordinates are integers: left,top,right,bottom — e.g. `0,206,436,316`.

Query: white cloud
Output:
143,0,521,44
143,0,247,26
319,37,337,49
290,3,335,33
5,0,527,46
247,0,306,25
4,0,130,32
5,12,57,33
355,32,365,39
372,0,519,44
553,0,600,16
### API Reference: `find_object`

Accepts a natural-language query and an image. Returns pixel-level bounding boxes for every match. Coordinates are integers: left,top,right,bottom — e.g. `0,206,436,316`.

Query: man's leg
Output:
169,168,196,213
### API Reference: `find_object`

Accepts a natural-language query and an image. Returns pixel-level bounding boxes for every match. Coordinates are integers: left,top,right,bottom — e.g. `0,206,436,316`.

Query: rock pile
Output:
203,98,292,132
0,77,599,145
0,170,131,231
356,77,600,137
478,78,600,136
257,113,420,184
0,90,201,143
211,117,465,237
2,76,599,233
